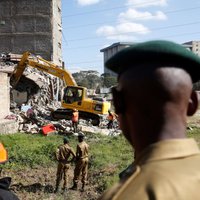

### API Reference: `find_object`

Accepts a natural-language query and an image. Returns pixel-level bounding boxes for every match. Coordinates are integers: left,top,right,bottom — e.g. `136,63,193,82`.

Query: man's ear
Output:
187,91,198,116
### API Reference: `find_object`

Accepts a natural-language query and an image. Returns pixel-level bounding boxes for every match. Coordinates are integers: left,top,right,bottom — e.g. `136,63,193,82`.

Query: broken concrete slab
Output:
0,119,18,134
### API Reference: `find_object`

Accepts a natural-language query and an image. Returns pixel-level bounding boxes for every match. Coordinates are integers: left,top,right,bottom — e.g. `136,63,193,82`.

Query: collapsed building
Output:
0,1,121,136
0,54,62,134
0,54,121,136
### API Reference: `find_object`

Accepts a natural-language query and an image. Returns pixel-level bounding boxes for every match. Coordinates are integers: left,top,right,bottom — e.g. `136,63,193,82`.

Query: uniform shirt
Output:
76,141,89,159
107,113,114,121
99,138,200,200
56,143,75,162
72,111,79,122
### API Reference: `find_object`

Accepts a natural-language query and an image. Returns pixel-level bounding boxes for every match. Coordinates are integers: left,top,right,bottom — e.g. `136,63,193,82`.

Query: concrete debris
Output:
0,53,121,136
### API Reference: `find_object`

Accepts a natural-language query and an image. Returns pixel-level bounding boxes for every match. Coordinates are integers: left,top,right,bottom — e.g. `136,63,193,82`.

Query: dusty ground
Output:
2,166,100,200
2,109,200,200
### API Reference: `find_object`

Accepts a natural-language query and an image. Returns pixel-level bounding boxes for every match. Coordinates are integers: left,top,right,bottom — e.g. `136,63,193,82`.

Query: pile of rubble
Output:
0,53,121,136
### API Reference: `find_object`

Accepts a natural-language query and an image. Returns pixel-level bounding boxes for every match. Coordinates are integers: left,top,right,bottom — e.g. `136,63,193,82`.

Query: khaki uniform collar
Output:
135,138,200,165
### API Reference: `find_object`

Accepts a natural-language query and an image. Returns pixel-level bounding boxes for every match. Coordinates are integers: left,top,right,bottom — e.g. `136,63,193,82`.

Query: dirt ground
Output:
2,166,100,200
3,109,200,200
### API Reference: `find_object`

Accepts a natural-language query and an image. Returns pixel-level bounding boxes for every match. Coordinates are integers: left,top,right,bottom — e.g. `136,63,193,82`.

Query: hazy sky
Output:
62,0,200,74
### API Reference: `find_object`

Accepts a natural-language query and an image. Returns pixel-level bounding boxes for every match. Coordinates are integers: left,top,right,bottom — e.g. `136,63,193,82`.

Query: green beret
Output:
106,40,200,83
78,132,85,137
63,136,69,143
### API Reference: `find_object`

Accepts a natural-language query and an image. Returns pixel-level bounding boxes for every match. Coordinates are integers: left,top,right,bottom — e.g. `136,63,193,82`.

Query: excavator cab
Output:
63,86,83,104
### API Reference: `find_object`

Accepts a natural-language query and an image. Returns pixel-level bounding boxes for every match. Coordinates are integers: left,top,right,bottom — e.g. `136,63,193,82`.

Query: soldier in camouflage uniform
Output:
71,132,89,191
54,137,76,193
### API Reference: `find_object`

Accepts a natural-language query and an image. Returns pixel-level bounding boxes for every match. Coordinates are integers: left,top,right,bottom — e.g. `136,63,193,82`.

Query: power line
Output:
62,32,68,46
62,0,161,18
63,30,200,67
64,20,200,42
63,6,200,30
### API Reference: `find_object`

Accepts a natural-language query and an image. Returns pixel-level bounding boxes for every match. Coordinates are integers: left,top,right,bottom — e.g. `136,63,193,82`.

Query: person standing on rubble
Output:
71,132,89,191
0,143,19,199
71,108,79,133
54,137,76,193
107,110,117,129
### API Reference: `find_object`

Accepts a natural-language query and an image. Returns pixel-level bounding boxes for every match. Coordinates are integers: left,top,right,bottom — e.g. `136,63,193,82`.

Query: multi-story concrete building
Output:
101,41,200,76
100,42,135,76
0,0,62,65
182,41,200,57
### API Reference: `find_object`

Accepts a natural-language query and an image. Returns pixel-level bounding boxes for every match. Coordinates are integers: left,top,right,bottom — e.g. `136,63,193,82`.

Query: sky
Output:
62,0,200,74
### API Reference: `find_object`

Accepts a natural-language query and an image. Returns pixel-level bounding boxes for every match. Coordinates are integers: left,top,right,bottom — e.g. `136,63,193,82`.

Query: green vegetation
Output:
0,133,133,191
1,129,200,192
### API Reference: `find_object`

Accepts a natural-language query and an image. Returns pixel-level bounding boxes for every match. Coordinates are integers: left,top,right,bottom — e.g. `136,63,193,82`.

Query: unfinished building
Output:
0,0,62,65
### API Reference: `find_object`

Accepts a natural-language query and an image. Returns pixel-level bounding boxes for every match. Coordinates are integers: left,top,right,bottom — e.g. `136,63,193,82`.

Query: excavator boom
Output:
11,52,77,87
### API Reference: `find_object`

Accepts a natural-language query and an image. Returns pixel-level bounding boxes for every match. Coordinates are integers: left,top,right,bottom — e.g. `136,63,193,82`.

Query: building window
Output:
58,42,61,49
58,7,61,13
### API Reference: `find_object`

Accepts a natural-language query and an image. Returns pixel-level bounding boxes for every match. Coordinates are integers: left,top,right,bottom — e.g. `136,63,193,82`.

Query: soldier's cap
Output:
63,136,69,143
105,40,200,83
0,143,8,164
78,132,85,137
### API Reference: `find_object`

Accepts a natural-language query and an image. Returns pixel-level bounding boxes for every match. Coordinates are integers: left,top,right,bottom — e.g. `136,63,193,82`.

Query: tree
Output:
101,73,117,88
72,70,101,89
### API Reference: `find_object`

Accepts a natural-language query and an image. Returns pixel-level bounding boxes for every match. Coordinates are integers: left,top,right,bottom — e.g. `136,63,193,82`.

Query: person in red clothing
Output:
71,108,79,133
107,110,118,129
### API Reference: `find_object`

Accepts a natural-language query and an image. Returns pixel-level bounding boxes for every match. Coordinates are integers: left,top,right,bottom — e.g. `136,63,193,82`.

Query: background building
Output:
101,41,200,76
100,42,135,76
0,0,62,65
183,41,200,57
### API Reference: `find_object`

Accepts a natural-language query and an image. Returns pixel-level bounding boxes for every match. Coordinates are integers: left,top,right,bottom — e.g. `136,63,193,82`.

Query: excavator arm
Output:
11,51,77,87
10,51,111,126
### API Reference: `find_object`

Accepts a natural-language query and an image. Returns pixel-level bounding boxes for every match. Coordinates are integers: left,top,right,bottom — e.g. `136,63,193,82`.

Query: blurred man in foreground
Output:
99,40,200,200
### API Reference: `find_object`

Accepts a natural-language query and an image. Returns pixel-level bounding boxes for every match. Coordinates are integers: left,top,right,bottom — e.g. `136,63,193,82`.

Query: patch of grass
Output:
0,132,133,192
187,128,200,145
2,129,200,193
87,134,133,191
2,125,200,197
0,133,72,169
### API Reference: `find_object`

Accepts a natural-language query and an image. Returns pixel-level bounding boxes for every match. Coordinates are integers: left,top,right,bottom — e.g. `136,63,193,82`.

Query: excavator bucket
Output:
10,52,30,87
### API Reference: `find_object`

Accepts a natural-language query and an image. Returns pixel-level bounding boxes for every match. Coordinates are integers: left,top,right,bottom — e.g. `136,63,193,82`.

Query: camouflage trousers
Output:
56,162,70,189
73,157,88,184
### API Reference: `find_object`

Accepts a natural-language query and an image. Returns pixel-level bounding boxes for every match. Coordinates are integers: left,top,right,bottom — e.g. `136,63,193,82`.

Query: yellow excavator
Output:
10,52,111,125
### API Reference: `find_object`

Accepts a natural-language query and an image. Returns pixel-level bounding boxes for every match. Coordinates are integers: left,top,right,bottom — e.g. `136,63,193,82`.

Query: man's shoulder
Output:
99,155,200,200
99,166,141,200
83,141,89,148
63,144,72,150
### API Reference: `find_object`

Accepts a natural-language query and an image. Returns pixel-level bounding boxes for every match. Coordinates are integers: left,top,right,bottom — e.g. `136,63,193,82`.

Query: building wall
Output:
183,41,200,57
101,43,133,76
191,41,200,56
0,73,10,119
52,0,62,65
0,0,62,65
